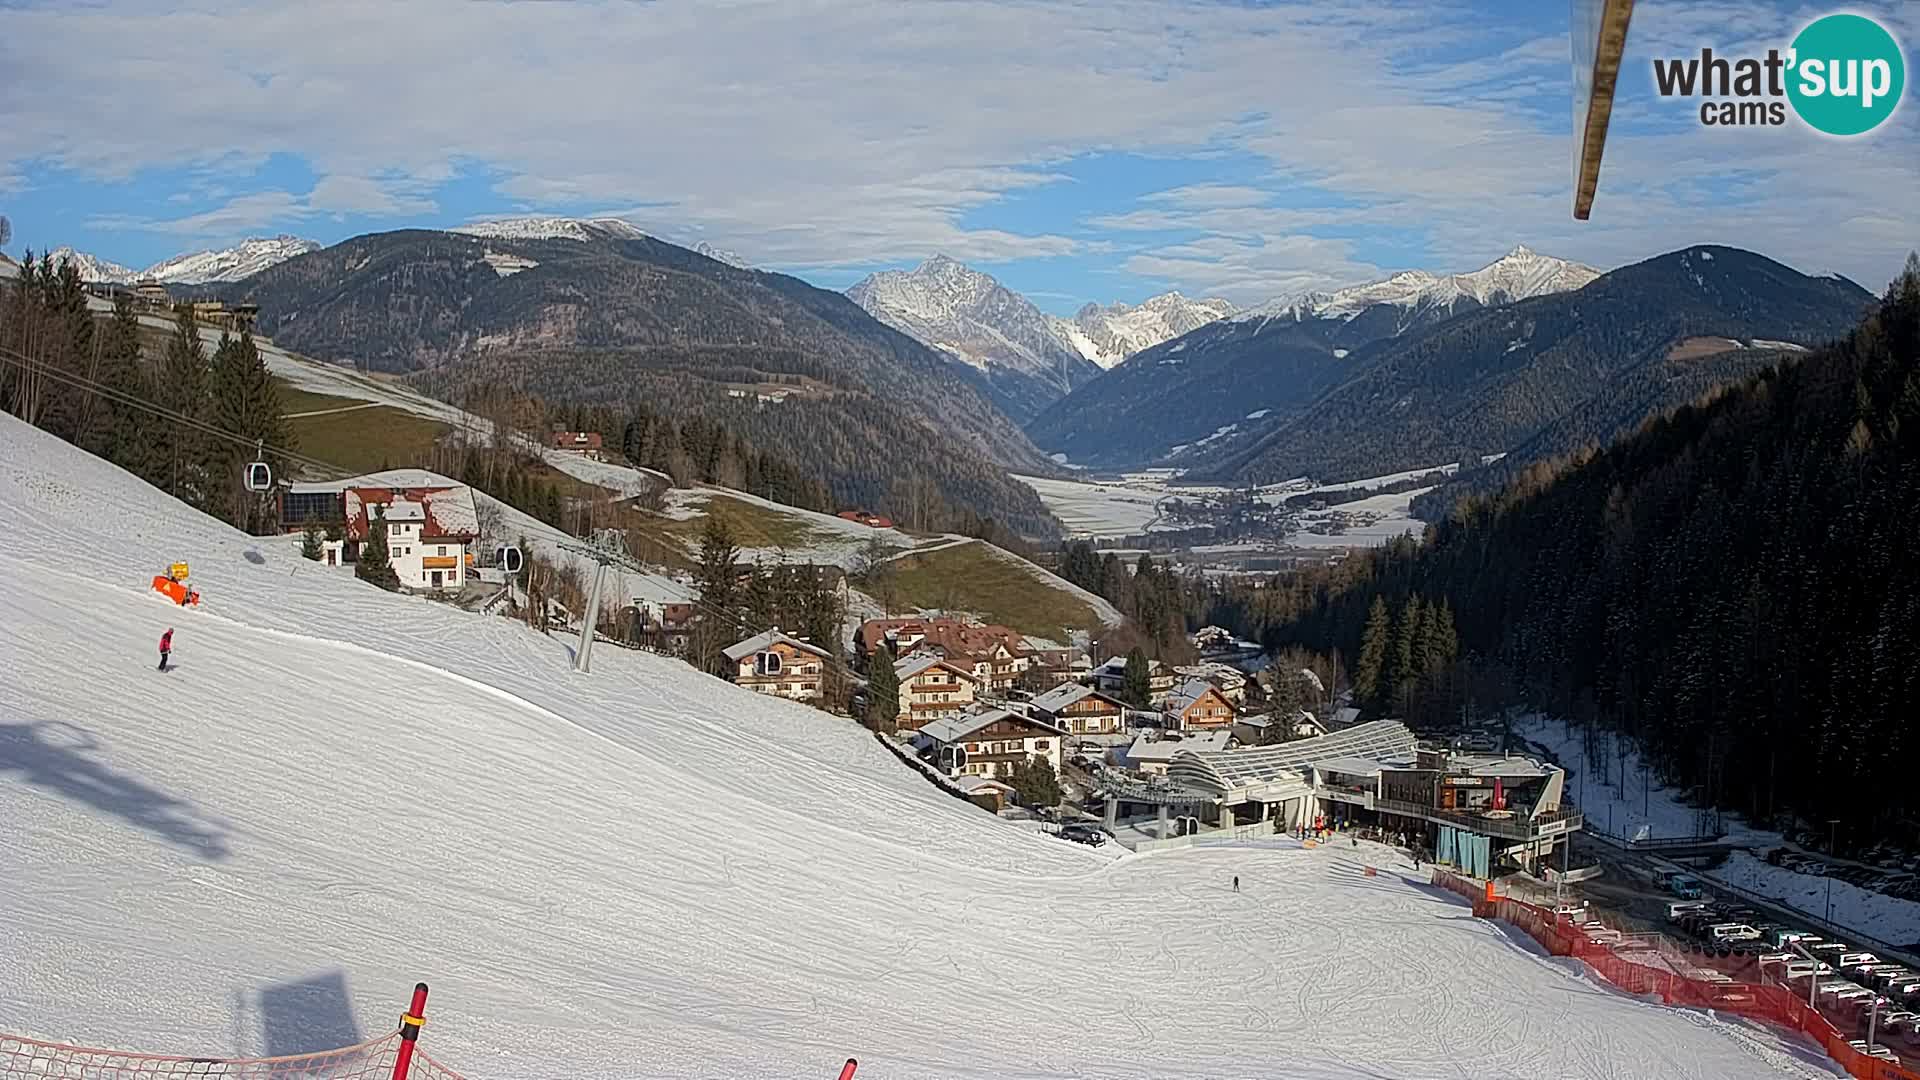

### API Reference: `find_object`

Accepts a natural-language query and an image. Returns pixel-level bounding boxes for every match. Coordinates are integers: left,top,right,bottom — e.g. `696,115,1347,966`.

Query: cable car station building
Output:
1098,721,1582,871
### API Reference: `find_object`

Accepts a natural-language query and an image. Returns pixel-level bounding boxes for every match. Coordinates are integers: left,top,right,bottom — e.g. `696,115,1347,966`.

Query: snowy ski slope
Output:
0,415,1840,1080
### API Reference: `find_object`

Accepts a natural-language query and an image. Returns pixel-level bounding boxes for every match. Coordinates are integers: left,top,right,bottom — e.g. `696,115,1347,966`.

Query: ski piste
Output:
0,412,1835,1075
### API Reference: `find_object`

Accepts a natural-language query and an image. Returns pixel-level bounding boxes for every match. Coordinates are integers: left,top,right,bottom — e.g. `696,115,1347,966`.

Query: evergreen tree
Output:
150,305,211,508
209,330,289,533
1007,755,1063,809
1354,596,1391,708
691,515,743,674
301,519,324,561
355,506,401,591
97,296,153,477
1122,647,1152,708
866,646,900,734
742,561,778,631
1387,595,1422,702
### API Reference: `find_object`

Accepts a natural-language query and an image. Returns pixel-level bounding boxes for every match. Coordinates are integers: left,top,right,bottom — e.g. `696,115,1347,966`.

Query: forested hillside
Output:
223,229,1063,537
1266,256,1920,840
1408,341,1797,519
1201,247,1875,485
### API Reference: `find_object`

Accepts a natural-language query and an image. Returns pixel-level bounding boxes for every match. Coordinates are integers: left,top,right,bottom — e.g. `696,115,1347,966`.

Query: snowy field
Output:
1016,468,1439,549
659,486,922,570
1711,853,1920,949
0,415,1840,1080
1012,473,1168,537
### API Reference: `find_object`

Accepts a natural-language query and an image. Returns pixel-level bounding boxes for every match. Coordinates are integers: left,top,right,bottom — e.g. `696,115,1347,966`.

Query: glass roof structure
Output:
1168,720,1418,795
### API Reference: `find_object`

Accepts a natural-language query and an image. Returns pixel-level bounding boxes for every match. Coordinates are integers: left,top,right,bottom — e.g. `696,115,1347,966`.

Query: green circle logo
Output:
1787,13,1906,136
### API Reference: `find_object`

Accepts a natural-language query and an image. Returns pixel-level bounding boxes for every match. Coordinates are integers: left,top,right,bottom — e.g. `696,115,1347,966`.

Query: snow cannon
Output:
151,562,202,607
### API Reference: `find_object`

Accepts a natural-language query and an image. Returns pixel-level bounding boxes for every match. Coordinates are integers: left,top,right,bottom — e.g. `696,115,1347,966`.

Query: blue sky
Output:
1,0,1914,314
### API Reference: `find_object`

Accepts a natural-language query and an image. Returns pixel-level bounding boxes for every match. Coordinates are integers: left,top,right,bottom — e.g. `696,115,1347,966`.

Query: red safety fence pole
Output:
837,1058,859,1080
392,982,430,1080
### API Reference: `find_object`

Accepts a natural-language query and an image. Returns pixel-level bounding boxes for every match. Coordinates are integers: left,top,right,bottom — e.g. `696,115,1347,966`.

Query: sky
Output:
0,0,1914,315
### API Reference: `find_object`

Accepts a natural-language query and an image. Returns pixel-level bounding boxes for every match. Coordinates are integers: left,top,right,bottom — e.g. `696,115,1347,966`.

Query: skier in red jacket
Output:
158,628,174,672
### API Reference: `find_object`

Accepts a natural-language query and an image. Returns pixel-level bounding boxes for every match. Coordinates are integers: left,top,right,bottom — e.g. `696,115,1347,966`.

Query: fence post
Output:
837,1059,859,1080
392,983,429,1080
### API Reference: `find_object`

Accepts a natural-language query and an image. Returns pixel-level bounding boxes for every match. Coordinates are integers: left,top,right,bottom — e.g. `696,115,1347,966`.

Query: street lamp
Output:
1826,818,1840,925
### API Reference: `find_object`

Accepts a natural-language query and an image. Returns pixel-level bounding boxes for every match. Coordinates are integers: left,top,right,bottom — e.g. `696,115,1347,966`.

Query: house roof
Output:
1449,754,1554,780
722,629,830,663
858,616,1027,664
1163,677,1226,714
1127,730,1233,764
894,652,973,682
919,708,1064,745
1093,655,1162,677
341,485,479,542
1030,682,1125,715
1174,662,1246,688
1030,682,1092,712
955,776,1017,796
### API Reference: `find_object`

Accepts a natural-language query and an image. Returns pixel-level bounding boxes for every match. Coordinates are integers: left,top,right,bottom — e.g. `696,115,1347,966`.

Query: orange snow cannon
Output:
151,567,201,606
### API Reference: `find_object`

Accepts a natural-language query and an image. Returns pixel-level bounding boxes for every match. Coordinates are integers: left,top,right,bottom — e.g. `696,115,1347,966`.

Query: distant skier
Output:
158,628,173,672
1232,875,1240,893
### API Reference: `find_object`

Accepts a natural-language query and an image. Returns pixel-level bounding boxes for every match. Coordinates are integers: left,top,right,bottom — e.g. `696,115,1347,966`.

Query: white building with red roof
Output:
283,473,479,592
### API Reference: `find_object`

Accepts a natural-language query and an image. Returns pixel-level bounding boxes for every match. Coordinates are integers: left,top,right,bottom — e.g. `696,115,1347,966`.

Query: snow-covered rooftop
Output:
1126,730,1234,764
722,629,827,663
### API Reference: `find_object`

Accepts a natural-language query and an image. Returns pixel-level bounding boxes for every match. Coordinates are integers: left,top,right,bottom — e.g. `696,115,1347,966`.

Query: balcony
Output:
1373,797,1584,841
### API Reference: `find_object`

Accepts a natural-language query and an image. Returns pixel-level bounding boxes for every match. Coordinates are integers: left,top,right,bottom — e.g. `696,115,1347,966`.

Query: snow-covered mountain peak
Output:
1060,291,1237,369
46,247,139,284
845,256,1100,412
145,235,321,283
693,241,752,269
1234,247,1600,327
42,237,318,285
451,217,647,243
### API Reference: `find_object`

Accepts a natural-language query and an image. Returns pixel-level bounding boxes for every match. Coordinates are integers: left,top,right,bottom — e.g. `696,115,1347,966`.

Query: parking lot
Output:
1554,846,1916,1069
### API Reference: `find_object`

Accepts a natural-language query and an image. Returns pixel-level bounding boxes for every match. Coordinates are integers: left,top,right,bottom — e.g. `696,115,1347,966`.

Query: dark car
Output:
1057,824,1106,847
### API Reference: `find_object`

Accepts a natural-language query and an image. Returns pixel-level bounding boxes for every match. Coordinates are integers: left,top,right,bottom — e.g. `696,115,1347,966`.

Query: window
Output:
803,683,817,692
757,652,783,676
438,545,448,556
1035,740,1050,751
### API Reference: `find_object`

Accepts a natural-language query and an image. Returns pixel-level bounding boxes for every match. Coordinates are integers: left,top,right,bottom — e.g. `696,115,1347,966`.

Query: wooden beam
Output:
1574,0,1637,221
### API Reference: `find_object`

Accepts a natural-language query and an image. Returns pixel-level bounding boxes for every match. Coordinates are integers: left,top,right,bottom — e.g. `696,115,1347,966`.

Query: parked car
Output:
1669,874,1705,899
1057,824,1106,846
1667,900,1710,922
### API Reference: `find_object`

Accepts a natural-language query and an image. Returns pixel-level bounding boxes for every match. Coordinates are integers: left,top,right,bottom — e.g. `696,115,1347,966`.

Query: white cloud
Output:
0,0,1912,303
308,175,437,217
89,191,309,236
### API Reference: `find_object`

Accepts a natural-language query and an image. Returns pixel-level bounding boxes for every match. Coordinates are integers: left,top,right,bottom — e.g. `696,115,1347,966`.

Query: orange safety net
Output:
1432,868,1920,1080
0,1032,469,1080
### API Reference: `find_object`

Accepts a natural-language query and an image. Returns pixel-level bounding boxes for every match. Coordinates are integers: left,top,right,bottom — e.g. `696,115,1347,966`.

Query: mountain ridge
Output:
216,227,1065,536
1201,245,1877,485
44,235,320,284
846,255,1103,423
1026,246,1602,470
